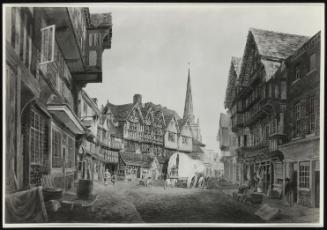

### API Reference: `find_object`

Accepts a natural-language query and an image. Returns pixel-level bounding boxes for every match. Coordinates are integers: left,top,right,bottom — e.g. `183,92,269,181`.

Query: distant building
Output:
99,67,205,181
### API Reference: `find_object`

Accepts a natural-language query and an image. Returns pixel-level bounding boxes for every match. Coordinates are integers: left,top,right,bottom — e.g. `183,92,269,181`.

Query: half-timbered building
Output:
5,7,112,193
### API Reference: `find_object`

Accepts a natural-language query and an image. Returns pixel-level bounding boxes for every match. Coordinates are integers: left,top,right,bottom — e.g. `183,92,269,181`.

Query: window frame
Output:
40,24,55,64
299,161,310,189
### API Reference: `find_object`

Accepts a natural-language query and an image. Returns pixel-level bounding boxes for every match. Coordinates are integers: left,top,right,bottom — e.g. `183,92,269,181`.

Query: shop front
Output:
240,147,283,196
279,136,320,208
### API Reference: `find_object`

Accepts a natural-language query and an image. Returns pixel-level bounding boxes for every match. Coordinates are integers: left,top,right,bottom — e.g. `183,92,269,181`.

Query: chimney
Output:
133,94,142,104
92,98,98,105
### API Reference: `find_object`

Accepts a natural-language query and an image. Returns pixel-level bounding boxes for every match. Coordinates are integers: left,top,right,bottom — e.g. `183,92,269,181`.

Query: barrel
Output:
77,179,93,199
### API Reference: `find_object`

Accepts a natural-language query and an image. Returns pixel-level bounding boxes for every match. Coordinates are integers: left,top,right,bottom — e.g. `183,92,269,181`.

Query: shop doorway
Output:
106,163,117,175
314,170,320,208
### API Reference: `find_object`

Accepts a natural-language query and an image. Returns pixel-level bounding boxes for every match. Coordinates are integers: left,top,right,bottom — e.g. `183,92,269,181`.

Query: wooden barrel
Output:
77,179,93,199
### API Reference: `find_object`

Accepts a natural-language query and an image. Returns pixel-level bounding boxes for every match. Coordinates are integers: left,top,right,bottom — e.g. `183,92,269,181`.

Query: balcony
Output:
243,98,284,127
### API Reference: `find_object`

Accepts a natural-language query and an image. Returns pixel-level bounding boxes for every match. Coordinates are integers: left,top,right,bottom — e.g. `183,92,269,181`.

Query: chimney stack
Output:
133,94,142,104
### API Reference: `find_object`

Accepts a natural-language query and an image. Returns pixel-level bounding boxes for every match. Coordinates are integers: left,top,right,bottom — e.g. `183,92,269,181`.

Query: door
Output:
137,167,141,178
315,171,320,208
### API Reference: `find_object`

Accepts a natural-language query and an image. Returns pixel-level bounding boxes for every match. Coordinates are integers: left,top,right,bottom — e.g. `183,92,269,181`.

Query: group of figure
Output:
104,169,116,186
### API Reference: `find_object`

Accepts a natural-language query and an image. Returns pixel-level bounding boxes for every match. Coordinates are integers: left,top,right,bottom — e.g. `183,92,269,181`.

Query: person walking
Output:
111,173,116,186
104,169,111,186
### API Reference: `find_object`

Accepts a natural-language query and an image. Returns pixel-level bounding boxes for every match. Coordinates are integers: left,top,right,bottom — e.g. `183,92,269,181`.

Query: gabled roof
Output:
177,118,189,131
249,28,309,60
103,102,134,122
224,57,242,109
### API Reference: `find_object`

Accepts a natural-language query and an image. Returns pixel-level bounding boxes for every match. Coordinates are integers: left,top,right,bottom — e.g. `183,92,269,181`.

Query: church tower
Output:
183,66,203,143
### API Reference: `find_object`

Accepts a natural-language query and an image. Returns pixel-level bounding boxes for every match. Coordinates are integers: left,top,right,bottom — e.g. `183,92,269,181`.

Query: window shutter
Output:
40,25,55,64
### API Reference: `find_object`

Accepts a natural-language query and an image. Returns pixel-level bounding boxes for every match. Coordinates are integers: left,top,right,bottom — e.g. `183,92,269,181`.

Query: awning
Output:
47,104,84,134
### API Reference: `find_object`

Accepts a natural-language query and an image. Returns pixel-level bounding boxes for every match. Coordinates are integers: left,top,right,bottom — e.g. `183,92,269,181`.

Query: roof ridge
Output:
249,27,310,38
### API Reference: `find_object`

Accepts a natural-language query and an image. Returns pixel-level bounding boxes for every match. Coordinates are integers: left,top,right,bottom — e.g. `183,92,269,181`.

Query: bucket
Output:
77,179,93,199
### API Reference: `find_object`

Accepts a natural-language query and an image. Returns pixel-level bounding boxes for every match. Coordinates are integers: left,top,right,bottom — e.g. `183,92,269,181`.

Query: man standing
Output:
285,178,292,206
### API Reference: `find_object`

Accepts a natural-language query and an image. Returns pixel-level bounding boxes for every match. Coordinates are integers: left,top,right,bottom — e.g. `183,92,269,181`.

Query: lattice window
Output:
30,109,47,165
168,132,175,142
299,161,310,189
52,129,62,168
309,96,315,134
294,103,301,137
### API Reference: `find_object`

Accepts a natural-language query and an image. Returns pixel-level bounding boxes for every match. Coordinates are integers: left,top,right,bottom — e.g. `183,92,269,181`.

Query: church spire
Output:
183,64,195,123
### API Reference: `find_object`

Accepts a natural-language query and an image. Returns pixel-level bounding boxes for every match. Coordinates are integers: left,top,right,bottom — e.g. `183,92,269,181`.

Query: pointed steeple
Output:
183,65,195,123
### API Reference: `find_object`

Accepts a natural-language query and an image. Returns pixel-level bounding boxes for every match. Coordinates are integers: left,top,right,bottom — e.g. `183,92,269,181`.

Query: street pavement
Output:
47,180,319,223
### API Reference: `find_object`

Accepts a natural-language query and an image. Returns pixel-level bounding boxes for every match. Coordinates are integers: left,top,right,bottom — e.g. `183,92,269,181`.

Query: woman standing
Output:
104,169,111,186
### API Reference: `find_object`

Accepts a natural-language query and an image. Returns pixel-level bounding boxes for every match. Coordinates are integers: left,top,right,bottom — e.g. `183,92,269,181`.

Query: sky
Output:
85,3,324,152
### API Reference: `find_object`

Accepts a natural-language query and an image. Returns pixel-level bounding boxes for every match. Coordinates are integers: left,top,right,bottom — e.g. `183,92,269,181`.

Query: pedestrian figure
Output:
111,173,116,186
104,169,111,186
285,178,292,206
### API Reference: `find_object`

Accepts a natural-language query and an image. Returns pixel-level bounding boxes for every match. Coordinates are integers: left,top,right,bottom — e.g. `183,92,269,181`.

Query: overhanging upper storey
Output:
41,7,113,84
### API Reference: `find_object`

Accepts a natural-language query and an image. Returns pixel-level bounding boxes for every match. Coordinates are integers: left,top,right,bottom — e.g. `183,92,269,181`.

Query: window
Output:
83,101,88,115
52,129,62,168
89,33,93,46
168,132,175,142
182,136,188,144
40,25,55,64
294,103,301,137
309,54,316,71
281,81,287,99
275,84,279,98
243,135,247,147
30,109,47,164
309,96,315,133
66,137,74,168
89,50,97,66
295,65,301,80
299,161,310,189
